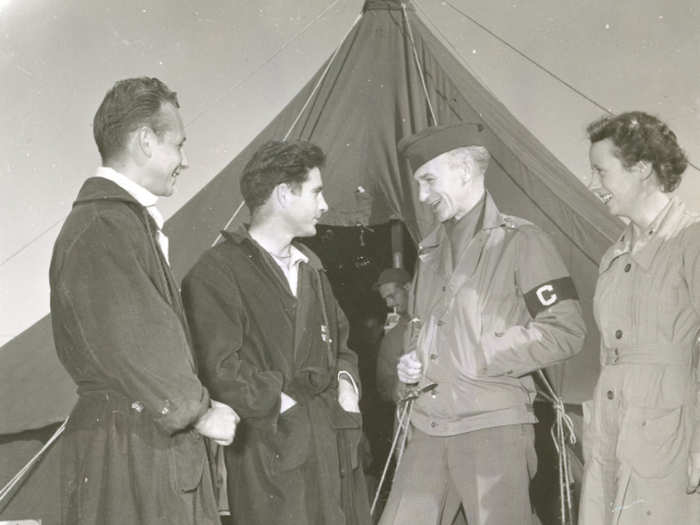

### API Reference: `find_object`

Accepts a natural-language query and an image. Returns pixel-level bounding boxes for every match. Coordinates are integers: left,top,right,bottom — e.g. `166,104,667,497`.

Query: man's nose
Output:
418,185,429,203
180,149,190,169
587,171,601,190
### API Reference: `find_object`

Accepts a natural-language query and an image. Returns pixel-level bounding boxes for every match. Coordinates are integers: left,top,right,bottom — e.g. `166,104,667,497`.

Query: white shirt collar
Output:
288,244,310,267
94,166,163,229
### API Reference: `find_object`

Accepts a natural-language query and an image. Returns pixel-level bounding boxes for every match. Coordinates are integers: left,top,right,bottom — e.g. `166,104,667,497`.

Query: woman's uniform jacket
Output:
580,197,700,525
49,178,218,525
182,228,370,525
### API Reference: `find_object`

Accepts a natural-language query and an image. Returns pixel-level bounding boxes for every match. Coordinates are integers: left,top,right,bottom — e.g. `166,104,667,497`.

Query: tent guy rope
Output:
211,11,363,247
401,3,438,126
0,0,352,270
417,0,700,173
0,419,67,507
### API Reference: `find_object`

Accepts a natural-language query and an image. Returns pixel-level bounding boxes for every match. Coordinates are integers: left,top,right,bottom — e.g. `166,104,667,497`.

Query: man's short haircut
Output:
447,146,490,176
240,140,326,212
93,77,179,163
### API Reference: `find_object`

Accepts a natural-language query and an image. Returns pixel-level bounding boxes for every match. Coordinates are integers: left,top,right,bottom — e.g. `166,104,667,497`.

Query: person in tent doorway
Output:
182,140,372,525
579,112,700,524
49,77,238,525
374,267,412,404
378,122,586,525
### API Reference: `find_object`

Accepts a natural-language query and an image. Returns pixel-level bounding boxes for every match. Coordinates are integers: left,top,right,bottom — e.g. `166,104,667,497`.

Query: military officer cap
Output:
372,268,411,290
397,122,486,173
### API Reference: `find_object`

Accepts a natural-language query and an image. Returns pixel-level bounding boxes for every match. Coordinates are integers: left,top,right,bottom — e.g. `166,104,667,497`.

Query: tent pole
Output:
390,220,404,269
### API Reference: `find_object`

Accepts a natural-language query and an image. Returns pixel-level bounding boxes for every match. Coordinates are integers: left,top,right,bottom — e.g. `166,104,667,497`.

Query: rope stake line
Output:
401,3,438,127
537,369,577,525
0,419,67,506
210,10,363,248
422,0,699,173
188,0,347,126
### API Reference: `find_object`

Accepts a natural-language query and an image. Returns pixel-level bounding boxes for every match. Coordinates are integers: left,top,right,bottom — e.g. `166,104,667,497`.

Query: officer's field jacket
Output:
409,193,586,436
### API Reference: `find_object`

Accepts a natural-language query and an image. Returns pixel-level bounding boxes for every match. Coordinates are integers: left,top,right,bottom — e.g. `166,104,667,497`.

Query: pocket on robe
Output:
268,402,312,473
329,404,363,471
169,431,206,492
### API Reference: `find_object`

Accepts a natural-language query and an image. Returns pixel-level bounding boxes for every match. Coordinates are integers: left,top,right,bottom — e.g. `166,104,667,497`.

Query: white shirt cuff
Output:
337,370,359,395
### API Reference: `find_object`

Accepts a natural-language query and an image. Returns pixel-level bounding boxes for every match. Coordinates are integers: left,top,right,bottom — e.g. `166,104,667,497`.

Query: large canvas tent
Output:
1,0,628,522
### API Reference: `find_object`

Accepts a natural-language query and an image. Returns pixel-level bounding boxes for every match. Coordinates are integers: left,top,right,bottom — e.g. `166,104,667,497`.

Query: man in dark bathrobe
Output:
49,77,238,525
182,140,371,525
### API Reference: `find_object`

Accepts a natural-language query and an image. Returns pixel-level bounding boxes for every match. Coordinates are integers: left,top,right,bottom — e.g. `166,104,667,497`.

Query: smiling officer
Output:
379,123,586,525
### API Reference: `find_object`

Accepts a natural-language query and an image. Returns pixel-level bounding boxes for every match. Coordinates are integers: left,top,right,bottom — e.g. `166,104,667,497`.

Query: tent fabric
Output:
0,424,62,521
1,1,625,519
166,0,624,403
0,0,622,437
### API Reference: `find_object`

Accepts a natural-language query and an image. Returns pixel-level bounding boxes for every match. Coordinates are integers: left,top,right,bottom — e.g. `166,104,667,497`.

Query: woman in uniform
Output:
579,111,700,524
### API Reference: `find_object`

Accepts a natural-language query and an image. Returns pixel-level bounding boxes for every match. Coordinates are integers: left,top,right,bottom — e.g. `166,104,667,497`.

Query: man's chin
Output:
296,225,318,238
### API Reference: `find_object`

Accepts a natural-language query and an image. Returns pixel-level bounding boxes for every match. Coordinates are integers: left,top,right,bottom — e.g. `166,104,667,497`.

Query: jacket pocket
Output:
169,431,206,492
267,402,311,473
619,405,685,478
330,405,363,471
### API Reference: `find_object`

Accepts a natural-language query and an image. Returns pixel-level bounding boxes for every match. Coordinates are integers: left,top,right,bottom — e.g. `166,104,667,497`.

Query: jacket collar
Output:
600,196,686,272
418,192,505,258
74,176,143,208
222,226,325,271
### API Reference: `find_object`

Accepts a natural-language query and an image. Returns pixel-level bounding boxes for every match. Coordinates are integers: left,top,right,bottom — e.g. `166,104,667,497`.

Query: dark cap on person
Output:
397,122,486,173
372,268,411,290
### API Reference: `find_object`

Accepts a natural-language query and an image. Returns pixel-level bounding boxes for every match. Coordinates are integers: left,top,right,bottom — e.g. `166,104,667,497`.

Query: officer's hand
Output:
195,401,239,446
397,350,422,384
687,452,700,493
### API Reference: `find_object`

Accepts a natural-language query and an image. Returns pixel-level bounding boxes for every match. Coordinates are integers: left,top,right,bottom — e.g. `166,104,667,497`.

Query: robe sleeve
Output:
480,225,587,377
329,281,361,392
182,253,284,426
54,213,209,435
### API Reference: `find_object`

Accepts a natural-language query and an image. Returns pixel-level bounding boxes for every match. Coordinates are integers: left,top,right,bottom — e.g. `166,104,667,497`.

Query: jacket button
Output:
624,263,631,272
442,286,446,292
615,329,623,339
606,390,614,400
430,421,437,428
430,354,438,360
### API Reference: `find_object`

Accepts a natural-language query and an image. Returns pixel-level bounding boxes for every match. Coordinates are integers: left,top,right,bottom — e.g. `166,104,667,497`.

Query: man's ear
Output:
135,126,154,158
273,183,291,208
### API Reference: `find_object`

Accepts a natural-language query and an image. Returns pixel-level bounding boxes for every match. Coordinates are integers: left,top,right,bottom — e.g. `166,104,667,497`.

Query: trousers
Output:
378,424,537,525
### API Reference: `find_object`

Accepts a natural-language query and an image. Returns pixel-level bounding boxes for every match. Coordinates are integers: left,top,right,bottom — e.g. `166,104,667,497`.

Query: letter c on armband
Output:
523,277,578,317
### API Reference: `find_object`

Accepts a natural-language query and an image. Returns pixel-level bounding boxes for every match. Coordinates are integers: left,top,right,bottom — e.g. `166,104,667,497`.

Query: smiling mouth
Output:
591,188,612,204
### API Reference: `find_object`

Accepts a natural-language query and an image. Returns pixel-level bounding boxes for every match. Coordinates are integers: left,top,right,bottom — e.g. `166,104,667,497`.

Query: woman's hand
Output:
686,452,700,493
